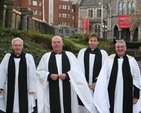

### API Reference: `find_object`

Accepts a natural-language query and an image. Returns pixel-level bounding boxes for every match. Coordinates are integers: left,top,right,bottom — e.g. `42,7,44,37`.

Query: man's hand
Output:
133,98,138,104
89,82,96,90
0,90,3,94
59,73,66,80
29,92,34,94
50,74,59,80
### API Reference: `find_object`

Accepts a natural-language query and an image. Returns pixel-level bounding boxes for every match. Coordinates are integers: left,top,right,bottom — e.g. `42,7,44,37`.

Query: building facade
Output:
78,0,141,41
13,0,79,37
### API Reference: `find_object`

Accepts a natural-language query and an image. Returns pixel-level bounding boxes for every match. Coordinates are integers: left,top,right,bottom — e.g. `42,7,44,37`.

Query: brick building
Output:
13,0,79,37
78,0,141,41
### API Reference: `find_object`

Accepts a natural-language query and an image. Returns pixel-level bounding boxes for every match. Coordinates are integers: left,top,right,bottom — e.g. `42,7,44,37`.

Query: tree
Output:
131,1,141,36
0,0,4,27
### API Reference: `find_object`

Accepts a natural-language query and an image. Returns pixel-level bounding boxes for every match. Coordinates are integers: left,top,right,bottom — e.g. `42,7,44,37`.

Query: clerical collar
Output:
89,48,97,54
12,52,22,58
53,51,62,54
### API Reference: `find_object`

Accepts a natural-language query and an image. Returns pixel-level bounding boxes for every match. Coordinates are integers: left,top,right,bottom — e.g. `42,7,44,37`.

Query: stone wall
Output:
3,4,54,35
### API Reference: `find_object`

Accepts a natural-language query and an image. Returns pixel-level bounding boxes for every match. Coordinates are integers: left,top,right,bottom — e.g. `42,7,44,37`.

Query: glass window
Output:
122,2,125,14
33,10,37,15
88,9,93,18
118,2,122,14
59,5,61,9
68,6,70,10
39,11,42,15
62,5,66,9
59,13,61,17
127,2,131,14
62,13,66,18
131,1,135,13
33,1,37,6
66,30,70,36
68,14,70,18
28,0,31,5
72,16,74,20
97,9,101,18
39,2,42,6
94,25,100,36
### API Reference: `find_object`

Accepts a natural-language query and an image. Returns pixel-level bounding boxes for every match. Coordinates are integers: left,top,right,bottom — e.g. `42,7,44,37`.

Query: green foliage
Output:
0,0,4,27
77,32,90,44
0,27,115,65
99,41,115,55
0,27,21,38
63,38,87,54
126,41,141,49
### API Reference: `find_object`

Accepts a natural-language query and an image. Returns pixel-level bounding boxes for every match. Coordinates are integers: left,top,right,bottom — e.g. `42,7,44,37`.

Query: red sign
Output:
82,18,90,32
119,15,132,28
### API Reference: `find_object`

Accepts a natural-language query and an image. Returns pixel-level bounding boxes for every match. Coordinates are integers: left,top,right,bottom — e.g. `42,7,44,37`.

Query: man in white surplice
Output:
77,33,108,113
0,37,37,113
36,36,94,113
94,40,141,113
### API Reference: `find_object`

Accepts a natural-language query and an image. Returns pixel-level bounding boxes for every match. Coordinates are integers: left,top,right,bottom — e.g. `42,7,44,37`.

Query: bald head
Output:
52,36,63,54
52,36,63,42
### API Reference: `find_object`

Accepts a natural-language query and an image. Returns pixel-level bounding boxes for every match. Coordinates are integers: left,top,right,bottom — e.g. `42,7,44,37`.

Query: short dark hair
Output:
88,33,99,41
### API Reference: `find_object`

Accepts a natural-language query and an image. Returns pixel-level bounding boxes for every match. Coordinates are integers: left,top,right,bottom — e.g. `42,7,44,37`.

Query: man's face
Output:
88,37,99,49
52,36,63,53
115,42,126,57
12,40,23,55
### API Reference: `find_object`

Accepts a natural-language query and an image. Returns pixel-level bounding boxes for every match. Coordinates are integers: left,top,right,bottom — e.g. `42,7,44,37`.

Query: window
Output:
33,10,37,15
131,1,135,13
118,2,122,14
59,5,61,9
39,11,42,15
97,9,101,18
68,6,70,10
28,0,31,5
66,30,70,36
72,16,74,20
88,9,93,18
33,1,37,6
72,9,74,12
39,2,42,6
68,14,70,18
62,5,66,9
59,13,61,17
62,13,66,18
94,25,100,36
62,22,66,26
122,2,125,14
127,2,131,14
118,2,125,14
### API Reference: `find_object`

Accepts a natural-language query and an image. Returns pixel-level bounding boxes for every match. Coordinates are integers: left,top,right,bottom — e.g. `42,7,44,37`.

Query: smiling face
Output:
12,40,23,56
88,36,99,50
115,41,127,57
52,36,63,54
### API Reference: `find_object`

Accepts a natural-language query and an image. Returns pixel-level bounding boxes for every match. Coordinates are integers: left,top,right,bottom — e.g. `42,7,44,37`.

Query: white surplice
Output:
0,53,37,113
36,51,94,113
77,48,108,113
94,54,141,113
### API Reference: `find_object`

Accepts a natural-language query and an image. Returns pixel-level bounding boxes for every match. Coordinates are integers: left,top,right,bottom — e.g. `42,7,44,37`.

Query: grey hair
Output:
115,39,126,47
11,37,23,45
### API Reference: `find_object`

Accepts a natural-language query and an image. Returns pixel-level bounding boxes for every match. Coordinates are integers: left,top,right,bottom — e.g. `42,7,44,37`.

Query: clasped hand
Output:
50,73,66,80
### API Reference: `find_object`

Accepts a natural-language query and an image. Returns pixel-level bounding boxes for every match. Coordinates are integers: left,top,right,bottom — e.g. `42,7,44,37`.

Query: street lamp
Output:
99,0,103,38
58,24,63,36
103,20,107,39
103,24,107,39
